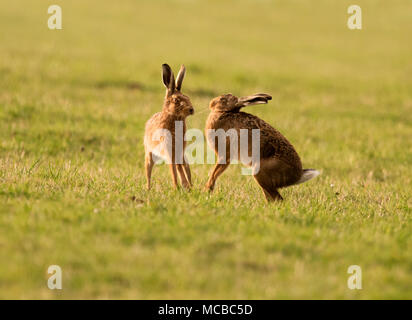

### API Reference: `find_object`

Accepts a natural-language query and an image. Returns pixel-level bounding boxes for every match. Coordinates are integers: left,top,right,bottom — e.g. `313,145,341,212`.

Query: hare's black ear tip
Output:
162,63,170,69
267,95,273,100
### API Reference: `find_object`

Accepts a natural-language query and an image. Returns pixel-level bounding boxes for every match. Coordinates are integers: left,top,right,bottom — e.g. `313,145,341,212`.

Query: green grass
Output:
0,0,411,299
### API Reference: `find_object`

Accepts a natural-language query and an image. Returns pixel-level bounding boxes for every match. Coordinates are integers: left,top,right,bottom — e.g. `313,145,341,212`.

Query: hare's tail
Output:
294,169,320,185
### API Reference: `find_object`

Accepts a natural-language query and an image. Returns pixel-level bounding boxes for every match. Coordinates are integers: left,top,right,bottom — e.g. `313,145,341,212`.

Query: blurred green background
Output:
0,0,411,299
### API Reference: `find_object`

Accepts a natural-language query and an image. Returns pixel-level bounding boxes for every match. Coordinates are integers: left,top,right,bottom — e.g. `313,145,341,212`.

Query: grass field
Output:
0,0,411,299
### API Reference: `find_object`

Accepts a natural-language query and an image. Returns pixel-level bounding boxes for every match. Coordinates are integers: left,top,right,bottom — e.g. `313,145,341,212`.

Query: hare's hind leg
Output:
253,157,298,201
253,173,283,201
145,152,155,190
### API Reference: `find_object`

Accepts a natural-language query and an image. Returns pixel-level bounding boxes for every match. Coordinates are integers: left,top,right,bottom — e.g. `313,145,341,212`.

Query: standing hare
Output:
205,93,319,201
144,64,194,190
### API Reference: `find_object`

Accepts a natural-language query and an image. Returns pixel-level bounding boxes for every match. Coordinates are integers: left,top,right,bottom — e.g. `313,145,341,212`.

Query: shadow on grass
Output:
95,80,146,91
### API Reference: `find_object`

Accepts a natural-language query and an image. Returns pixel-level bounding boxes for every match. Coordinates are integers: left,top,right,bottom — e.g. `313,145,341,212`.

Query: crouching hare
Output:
144,64,194,190
205,93,319,201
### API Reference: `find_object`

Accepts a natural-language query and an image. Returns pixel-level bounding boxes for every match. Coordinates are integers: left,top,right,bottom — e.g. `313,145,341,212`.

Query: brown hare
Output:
205,93,319,201
144,64,194,190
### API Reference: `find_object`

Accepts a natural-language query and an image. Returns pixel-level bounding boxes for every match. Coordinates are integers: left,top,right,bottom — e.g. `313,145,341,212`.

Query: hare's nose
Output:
189,107,194,115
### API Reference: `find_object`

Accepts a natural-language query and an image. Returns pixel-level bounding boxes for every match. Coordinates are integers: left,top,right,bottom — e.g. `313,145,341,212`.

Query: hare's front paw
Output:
204,183,214,192
181,181,191,190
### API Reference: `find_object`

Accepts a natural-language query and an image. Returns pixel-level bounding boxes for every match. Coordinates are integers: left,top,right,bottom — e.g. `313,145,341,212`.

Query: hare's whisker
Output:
194,107,210,115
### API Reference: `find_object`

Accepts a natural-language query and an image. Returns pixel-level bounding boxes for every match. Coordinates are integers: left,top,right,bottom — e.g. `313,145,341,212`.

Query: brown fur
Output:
144,64,193,190
205,93,304,201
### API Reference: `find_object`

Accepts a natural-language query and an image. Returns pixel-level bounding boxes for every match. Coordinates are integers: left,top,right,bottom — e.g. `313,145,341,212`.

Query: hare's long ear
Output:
175,65,186,91
236,93,272,107
162,63,175,96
